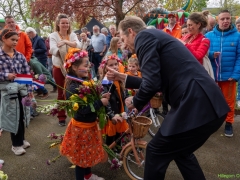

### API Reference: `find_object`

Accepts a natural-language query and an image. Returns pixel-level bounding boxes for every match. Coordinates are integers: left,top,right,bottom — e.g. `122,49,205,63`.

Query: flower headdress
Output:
100,54,121,68
64,48,88,69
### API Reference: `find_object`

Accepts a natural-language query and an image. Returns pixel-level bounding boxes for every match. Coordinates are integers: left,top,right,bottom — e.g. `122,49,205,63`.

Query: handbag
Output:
201,38,214,80
203,54,215,80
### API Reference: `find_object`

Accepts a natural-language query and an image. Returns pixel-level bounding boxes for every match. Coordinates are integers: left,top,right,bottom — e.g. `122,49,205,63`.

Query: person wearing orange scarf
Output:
100,54,129,146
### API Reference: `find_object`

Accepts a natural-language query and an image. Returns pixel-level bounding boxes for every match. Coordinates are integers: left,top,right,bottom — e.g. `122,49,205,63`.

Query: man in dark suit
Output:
106,16,230,180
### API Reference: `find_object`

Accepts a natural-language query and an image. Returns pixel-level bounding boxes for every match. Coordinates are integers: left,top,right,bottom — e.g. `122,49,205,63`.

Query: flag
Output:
14,74,32,85
102,76,113,85
33,79,45,89
66,75,84,83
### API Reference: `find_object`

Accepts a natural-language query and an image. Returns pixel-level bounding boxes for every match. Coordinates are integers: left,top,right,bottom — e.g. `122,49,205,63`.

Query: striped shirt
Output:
0,48,31,91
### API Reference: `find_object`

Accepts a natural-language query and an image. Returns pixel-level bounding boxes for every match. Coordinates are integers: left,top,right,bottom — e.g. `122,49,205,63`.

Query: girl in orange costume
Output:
60,48,109,180
100,54,129,146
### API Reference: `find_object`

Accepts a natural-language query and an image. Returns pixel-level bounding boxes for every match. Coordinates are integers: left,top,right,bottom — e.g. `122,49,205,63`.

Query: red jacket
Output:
181,33,210,64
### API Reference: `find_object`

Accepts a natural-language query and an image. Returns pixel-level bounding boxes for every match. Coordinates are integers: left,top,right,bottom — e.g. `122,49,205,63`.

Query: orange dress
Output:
60,119,105,167
125,71,142,96
101,81,128,136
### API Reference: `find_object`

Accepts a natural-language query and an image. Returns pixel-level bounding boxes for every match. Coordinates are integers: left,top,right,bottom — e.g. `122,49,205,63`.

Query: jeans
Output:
36,87,48,95
93,53,103,74
47,57,53,76
38,59,47,68
46,78,57,89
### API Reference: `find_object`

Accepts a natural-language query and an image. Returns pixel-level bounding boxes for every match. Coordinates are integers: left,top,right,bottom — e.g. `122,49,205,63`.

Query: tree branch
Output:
124,0,143,15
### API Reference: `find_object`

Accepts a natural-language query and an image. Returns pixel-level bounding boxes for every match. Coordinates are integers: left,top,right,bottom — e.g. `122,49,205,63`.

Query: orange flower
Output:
131,54,137,58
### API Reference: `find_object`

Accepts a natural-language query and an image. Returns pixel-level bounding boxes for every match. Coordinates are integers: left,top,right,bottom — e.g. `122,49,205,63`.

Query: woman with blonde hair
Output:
106,37,122,58
49,13,80,126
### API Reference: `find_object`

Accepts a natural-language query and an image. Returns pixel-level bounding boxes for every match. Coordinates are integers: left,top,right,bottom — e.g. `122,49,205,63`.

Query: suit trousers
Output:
144,114,227,180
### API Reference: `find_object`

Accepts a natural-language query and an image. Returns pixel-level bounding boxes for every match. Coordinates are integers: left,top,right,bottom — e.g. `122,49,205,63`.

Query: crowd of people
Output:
0,8,239,180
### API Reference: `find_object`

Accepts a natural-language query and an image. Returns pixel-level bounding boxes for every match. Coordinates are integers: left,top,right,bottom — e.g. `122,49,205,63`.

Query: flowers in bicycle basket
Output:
37,80,107,129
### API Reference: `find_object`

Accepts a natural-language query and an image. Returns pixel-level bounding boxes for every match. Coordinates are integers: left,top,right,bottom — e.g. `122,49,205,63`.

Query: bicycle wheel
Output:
123,144,147,180
148,112,165,137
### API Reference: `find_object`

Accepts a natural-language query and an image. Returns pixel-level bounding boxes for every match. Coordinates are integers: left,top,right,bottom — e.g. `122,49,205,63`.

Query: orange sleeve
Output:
24,33,33,61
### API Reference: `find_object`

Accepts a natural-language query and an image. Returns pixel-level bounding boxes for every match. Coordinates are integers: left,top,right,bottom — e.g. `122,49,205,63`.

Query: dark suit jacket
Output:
126,29,230,136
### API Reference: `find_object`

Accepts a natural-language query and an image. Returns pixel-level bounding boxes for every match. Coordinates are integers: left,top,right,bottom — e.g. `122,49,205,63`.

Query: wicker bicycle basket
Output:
132,116,152,139
150,96,162,108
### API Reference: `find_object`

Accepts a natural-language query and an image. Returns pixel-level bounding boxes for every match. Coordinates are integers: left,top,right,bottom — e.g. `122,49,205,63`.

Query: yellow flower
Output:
83,96,87,103
70,94,78,100
82,81,90,86
73,103,79,111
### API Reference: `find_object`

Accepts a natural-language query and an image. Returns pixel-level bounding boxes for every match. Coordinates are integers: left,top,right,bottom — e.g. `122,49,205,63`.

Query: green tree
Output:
157,0,209,12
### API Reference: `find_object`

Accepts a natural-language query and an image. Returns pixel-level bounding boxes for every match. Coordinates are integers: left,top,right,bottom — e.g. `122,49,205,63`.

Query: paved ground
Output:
1,85,240,180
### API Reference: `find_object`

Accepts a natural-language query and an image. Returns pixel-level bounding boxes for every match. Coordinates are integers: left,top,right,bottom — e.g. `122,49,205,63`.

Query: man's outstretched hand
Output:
106,66,127,82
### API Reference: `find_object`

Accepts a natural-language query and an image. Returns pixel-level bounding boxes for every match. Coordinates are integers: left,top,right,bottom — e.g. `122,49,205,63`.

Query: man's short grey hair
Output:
93,25,100,29
25,27,37,34
101,27,108,33
81,27,88,31
147,25,156,29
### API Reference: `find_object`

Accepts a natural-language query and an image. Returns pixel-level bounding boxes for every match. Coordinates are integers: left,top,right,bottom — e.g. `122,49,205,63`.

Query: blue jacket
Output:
205,25,240,81
32,35,47,62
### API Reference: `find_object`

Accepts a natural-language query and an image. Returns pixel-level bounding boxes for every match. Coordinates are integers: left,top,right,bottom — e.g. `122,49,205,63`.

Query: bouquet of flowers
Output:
37,79,107,129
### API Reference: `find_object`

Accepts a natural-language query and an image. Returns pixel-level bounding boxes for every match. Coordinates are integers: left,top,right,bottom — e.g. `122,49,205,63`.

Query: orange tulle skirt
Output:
101,119,128,136
60,118,104,168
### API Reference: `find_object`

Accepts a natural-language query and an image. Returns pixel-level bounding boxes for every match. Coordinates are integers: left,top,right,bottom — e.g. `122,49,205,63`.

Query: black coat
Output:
103,82,128,120
127,29,230,136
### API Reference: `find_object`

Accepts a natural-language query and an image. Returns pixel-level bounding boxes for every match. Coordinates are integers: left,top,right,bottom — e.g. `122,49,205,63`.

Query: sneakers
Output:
84,174,105,180
58,120,66,127
12,146,26,155
0,159,4,164
224,122,233,137
22,140,30,149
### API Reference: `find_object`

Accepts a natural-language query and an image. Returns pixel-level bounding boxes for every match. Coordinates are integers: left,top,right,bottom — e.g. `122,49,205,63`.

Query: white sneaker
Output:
84,174,105,180
0,159,4,164
12,146,26,155
22,140,30,149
